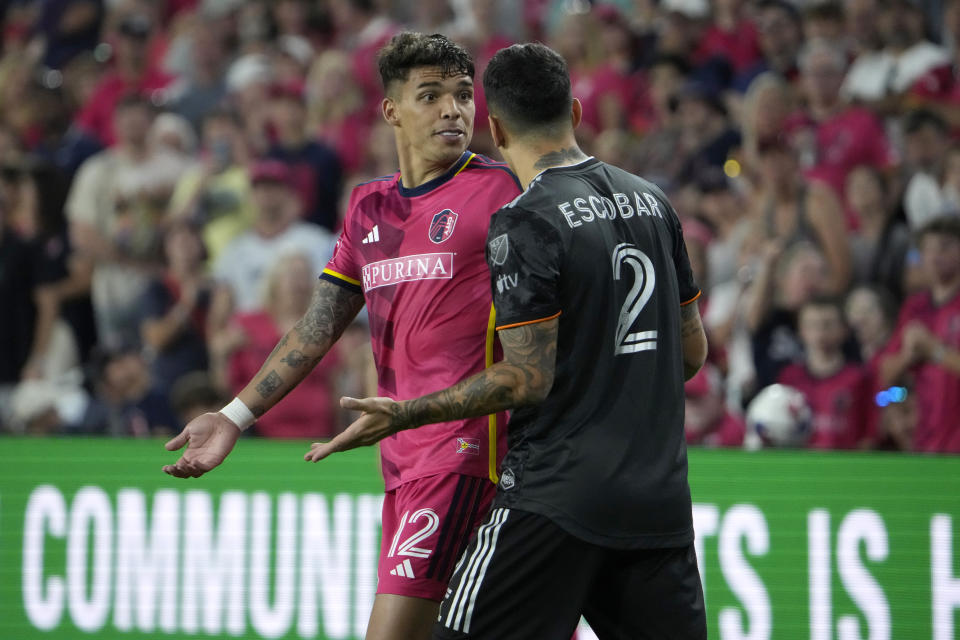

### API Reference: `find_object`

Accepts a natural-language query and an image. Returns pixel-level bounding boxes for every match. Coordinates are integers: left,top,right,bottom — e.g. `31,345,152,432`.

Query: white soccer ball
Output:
745,384,813,449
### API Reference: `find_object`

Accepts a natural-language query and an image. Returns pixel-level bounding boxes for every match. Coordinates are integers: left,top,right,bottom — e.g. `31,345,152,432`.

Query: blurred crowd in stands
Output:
0,0,958,454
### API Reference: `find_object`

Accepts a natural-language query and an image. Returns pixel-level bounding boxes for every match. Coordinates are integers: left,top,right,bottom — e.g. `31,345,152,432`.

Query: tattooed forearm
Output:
280,349,310,368
256,370,284,398
533,146,588,170
679,300,707,380
680,300,702,339
390,319,559,430
265,334,289,362
294,280,366,347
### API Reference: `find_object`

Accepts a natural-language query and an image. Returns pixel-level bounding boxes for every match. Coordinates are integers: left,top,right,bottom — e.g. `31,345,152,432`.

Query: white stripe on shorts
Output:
444,507,510,631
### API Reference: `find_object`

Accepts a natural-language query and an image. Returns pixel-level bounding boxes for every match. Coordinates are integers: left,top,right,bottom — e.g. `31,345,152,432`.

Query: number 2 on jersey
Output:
612,243,657,355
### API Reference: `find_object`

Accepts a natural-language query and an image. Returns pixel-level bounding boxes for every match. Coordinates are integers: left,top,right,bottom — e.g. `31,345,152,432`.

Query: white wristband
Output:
220,397,256,432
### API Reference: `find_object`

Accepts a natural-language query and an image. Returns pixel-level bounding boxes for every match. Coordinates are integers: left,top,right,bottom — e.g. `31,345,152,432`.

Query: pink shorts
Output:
378,473,496,601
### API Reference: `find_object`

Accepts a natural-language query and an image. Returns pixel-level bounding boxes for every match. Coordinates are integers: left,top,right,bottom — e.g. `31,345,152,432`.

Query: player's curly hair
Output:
482,43,572,134
377,33,474,94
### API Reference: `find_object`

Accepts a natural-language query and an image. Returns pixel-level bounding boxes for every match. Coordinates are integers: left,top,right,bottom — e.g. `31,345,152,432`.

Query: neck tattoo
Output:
533,147,588,170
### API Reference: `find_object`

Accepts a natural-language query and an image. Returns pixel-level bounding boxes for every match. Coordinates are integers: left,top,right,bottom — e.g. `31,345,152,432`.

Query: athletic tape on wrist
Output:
220,397,255,431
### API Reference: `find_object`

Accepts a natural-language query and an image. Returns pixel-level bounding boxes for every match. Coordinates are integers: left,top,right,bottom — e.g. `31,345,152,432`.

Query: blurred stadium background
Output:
0,0,959,638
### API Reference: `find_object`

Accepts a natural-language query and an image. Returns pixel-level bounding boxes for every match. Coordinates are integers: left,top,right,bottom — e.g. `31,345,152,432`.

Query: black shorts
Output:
433,507,706,640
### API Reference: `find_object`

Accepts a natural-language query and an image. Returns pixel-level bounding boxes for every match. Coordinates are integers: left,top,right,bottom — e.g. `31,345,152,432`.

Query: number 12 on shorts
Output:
387,508,440,558
612,243,657,355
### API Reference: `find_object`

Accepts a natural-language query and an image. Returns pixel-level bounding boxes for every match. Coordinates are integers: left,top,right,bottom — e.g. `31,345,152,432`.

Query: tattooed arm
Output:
163,280,364,478
237,280,366,416
680,300,707,381
304,318,559,460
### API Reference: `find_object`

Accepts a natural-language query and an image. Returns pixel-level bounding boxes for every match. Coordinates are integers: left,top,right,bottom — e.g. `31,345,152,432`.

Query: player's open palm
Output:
162,412,241,478
305,396,398,462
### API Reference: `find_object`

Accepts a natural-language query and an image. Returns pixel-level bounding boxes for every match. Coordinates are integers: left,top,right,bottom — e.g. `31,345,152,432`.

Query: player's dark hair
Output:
483,42,572,135
377,33,474,94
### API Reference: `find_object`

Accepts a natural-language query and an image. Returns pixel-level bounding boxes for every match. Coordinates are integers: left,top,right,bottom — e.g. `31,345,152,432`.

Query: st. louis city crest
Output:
488,234,509,265
429,209,458,244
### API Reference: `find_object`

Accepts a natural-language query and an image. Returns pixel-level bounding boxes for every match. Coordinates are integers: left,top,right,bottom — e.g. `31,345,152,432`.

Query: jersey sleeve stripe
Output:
452,152,477,178
495,310,562,331
680,290,702,306
320,269,363,293
322,267,361,286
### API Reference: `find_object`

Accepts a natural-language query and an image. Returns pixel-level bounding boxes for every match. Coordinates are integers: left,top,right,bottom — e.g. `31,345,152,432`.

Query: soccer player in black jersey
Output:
307,42,710,639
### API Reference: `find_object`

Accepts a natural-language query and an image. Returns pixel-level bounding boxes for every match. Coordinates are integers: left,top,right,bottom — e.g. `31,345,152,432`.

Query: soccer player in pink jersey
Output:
162,33,521,639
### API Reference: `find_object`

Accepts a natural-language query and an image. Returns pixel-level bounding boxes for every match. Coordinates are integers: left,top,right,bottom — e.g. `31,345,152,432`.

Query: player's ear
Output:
571,98,583,130
382,97,400,127
488,114,506,148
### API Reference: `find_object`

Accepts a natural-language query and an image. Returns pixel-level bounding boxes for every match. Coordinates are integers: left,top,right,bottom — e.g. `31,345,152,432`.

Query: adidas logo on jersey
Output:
389,558,416,578
361,225,380,244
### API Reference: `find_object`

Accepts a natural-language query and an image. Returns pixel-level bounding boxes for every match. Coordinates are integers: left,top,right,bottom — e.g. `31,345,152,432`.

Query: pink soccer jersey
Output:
321,151,522,490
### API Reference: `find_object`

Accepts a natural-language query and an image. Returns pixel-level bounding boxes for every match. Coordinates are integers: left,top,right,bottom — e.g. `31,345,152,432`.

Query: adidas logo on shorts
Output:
389,558,416,578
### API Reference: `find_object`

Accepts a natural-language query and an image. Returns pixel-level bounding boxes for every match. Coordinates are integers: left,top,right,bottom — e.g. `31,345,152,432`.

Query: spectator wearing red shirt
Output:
550,10,640,139
694,0,762,73
457,0,515,154
73,13,173,147
787,38,895,214
550,11,605,137
328,0,399,119
591,5,647,130
925,0,960,123
221,252,342,439
846,284,899,442
778,297,873,449
685,364,746,447
880,216,960,453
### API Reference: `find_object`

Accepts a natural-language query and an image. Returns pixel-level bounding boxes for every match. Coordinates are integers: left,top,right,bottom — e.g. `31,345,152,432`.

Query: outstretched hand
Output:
304,396,400,462
162,412,241,478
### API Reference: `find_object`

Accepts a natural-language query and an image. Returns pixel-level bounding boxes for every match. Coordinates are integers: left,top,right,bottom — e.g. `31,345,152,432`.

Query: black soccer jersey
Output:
486,156,701,549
